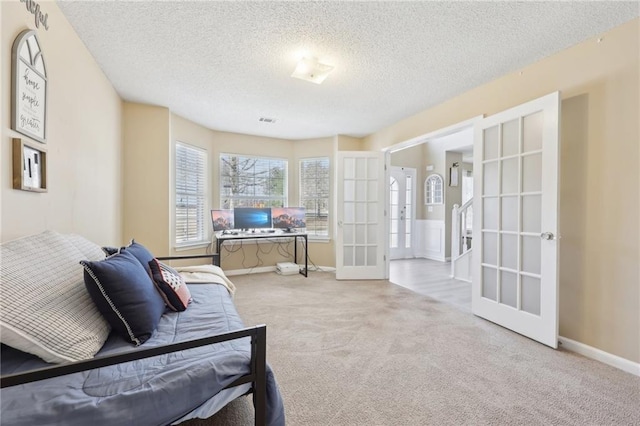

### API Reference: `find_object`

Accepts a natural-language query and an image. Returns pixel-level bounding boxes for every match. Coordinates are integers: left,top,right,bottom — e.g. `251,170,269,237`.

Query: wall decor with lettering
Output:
12,29,47,143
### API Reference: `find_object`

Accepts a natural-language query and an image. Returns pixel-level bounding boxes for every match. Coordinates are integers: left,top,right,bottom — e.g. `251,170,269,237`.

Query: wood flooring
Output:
389,258,471,311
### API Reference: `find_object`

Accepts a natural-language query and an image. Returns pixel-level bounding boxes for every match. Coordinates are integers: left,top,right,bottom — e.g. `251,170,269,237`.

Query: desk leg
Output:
304,235,308,277
298,235,308,277
215,239,222,267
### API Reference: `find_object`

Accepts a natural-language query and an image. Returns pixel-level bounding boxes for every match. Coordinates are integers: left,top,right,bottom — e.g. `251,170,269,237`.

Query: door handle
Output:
540,232,555,240
338,220,343,227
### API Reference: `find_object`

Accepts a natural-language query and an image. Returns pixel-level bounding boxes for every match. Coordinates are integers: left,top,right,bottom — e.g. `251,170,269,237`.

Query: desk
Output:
215,231,308,277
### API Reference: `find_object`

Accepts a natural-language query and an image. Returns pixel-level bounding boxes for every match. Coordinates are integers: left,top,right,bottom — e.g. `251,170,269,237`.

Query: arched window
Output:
425,174,443,205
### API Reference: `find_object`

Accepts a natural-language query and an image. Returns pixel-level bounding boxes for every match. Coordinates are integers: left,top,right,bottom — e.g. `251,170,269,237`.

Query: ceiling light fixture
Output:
291,57,334,84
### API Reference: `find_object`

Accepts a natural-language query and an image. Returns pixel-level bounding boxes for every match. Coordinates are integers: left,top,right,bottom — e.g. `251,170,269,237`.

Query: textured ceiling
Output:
57,1,638,140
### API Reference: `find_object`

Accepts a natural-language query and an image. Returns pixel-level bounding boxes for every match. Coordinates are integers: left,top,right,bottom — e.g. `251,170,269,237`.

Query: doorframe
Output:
382,115,484,279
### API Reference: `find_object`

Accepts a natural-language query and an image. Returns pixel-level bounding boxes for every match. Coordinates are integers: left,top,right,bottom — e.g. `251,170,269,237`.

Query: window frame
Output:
174,141,208,248
299,156,330,240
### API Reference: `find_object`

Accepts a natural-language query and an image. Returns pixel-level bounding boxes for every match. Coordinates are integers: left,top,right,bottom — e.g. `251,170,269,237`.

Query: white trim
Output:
382,115,484,154
417,219,446,262
174,242,210,251
308,236,331,243
224,265,335,276
558,336,640,377
225,266,278,276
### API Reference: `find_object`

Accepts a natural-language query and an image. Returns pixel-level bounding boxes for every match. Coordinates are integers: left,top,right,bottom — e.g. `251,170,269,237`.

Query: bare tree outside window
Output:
220,154,287,209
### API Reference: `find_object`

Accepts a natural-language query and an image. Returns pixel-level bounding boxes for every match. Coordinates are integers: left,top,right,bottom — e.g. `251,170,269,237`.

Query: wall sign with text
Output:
12,29,47,143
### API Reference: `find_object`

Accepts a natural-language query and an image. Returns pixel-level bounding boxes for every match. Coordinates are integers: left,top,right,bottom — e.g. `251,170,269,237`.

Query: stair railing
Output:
451,198,473,260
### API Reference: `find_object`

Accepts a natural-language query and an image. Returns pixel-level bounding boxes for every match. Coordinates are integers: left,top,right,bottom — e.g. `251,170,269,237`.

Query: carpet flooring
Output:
184,271,640,426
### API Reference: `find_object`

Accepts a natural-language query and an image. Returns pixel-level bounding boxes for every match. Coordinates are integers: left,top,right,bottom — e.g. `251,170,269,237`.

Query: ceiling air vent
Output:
259,117,277,124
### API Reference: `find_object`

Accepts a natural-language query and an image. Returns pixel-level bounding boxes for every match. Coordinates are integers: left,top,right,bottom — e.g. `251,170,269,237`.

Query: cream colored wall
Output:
337,135,364,151
130,113,337,269
364,19,640,363
1,1,122,245
121,103,170,255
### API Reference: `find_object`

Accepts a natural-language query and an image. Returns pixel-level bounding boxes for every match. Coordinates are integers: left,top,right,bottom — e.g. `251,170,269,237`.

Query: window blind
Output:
300,157,330,237
175,142,207,245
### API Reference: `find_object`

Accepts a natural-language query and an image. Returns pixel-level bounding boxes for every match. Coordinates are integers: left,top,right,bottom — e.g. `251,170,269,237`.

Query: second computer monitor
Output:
272,207,306,231
233,207,272,230
211,210,234,231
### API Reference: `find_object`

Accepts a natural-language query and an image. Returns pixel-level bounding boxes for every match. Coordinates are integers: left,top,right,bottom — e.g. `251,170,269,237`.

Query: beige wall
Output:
125,112,337,269
122,103,170,254
364,19,640,363
1,1,122,245
337,135,364,151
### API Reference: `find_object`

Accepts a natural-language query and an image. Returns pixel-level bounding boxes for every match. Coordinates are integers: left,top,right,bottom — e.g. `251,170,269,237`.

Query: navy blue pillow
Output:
101,246,119,256
81,250,166,345
122,240,155,276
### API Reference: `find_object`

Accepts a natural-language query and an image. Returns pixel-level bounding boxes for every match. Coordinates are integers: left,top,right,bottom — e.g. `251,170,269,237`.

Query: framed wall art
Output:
13,138,47,192
12,29,48,143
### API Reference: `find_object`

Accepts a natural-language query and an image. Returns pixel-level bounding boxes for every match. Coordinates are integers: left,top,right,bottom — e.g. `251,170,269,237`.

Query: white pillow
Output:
65,233,107,261
0,230,111,363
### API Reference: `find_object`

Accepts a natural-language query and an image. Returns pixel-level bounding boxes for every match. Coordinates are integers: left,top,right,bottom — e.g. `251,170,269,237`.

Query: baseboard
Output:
225,266,276,276
421,254,447,262
225,265,335,276
558,336,640,377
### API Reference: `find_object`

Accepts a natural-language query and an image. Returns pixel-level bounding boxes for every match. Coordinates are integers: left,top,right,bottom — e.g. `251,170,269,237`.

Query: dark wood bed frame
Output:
0,254,268,426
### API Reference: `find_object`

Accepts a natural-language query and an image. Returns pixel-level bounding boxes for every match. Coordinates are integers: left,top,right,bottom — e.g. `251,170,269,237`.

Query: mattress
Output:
0,284,285,426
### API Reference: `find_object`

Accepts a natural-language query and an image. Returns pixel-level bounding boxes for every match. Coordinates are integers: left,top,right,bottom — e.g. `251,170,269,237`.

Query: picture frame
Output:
13,138,47,192
12,29,48,143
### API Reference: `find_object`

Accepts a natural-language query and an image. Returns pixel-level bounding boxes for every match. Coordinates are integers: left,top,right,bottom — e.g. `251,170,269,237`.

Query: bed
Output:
0,232,285,426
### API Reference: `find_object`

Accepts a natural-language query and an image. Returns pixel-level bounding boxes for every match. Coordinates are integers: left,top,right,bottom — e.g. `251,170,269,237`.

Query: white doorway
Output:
389,167,416,260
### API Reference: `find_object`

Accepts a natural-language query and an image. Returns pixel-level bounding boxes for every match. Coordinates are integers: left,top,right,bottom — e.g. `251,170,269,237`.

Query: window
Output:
175,142,207,246
220,154,287,209
425,173,444,205
300,157,330,237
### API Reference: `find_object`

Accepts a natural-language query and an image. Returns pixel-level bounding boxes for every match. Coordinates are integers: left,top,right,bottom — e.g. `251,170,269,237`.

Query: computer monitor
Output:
272,207,306,232
233,207,272,230
211,210,234,231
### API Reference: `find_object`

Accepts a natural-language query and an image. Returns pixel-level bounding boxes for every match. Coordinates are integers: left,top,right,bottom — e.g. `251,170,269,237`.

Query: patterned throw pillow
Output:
148,259,192,312
81,250,167,345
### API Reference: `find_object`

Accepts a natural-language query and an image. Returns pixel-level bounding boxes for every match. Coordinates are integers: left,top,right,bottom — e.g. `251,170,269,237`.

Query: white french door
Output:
336,151,386,280
390,167,416,260
472,92,560,348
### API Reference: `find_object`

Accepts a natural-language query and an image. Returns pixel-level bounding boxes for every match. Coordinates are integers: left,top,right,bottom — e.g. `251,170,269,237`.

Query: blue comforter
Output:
0,284,285,426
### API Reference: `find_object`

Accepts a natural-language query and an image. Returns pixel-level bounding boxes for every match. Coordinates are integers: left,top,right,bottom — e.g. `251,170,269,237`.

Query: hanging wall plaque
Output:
12,29,47,143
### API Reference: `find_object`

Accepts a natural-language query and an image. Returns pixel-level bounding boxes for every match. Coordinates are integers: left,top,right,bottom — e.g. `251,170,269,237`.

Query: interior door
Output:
336,151,386,280
472,92,560,348
390,167,416,260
